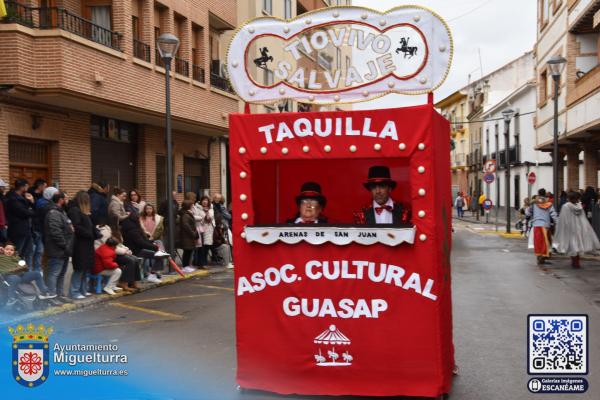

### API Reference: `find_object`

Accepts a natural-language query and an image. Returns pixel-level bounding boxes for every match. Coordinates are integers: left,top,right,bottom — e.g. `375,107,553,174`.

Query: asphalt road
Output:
17,221,600,399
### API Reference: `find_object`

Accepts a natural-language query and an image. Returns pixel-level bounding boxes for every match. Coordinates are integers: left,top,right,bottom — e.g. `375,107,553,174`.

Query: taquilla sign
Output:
227,6,452,104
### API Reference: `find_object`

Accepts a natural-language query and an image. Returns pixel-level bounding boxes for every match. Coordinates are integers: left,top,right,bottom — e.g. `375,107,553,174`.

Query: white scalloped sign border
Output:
227,5,453,105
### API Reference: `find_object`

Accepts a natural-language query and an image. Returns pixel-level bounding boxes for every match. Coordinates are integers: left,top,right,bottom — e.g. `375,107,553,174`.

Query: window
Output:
540,0,550,30
132,16,140,40
552,0,562,14
284,0,292,19
263,0,272,15
91,116,136,143
539,69,548,105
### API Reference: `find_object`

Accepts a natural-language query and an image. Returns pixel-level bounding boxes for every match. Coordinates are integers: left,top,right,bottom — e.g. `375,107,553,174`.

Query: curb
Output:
2,269,211,326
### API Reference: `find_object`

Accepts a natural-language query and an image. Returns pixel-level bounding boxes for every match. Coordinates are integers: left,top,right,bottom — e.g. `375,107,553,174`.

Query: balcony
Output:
192,65,205,84
2,1,122,51
133,38,150,62
175,57,189,77
210,62,234,93
0,1,238,131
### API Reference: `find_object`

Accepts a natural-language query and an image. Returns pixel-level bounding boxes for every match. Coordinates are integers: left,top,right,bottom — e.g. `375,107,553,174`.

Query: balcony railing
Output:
155,49,165,68
192,64,205,83
2,1,122,51
175,57,189,77
133,38,150,62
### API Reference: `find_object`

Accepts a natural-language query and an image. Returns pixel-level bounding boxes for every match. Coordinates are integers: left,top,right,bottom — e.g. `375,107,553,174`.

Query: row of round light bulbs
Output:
236,146,431,241
238,142,426,155
242,12,448,39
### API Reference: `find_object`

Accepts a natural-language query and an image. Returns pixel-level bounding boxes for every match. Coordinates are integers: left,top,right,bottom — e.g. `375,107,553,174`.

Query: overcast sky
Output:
351,0,537,109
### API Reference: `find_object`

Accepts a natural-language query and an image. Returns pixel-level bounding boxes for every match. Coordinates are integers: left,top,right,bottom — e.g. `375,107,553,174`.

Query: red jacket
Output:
93,244,118,274
0,199,6,228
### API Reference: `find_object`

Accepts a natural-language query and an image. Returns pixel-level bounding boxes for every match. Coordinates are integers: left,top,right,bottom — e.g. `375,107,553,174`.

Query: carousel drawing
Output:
313,325,353,367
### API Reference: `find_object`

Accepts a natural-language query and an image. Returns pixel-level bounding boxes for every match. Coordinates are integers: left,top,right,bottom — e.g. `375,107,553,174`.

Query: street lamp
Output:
547,55,567,204
502,108,515,233
157,33,180,260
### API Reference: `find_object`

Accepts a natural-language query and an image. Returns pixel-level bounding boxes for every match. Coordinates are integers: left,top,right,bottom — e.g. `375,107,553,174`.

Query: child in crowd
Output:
0,244,56,307
93,238,123,295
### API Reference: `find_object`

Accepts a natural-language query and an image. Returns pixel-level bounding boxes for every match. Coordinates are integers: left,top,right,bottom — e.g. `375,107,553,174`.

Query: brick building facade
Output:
535,0,600,191
0,0,238,205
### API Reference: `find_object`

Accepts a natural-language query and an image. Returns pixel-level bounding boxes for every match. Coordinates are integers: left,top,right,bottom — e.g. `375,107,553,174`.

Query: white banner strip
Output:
244,226,416,246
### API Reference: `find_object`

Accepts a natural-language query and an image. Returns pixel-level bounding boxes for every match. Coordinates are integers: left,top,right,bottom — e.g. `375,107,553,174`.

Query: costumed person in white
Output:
554,191,600,268
286,182,328,224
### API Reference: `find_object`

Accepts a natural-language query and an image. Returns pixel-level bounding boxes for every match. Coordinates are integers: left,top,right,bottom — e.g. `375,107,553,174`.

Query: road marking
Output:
133,294,217,303
69,319,158,330
192,284,234,292
110,302,185,319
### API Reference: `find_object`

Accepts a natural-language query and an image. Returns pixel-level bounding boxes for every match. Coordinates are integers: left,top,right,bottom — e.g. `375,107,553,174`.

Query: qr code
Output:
528,315,588,374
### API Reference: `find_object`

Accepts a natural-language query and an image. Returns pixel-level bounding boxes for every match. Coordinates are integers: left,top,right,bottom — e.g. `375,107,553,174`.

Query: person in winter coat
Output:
179,200,200,269
5,179,35,262
197,196,214,267
454,192,465,218
212,215,233,269
125,189,146,217
158,191,179,252
34,187,59,239
93,237,123,295
28,186,59,272
88,181,109,226
554,191,600,268
581,186,597,221
67,191,99,299
108,188,130,230
526,188,558,265
95,220,142,291
0,244,56,307
140,203,164,241
121,213,161,283
43,191,74,300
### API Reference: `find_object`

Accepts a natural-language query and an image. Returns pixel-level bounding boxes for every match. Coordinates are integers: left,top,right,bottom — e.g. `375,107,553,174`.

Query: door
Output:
9,138,51,187
184,157,209,199
91,139,135,190
39,0,57,28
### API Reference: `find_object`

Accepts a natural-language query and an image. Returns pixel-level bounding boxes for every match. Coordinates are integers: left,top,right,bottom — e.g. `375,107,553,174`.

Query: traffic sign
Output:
484,159,497,173
482,199,493,210
483,172,495,184
528,172,536,185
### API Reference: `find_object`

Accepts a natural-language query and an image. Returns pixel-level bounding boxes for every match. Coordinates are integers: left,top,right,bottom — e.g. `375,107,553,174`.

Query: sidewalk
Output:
2,267,213,326
454,214,525,238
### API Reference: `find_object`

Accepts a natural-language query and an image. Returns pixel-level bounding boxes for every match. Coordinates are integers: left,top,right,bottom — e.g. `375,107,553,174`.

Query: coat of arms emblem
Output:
9,323,53,388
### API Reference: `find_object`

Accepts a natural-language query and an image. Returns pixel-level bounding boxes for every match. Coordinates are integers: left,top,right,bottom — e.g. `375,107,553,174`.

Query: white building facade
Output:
480,52,553,215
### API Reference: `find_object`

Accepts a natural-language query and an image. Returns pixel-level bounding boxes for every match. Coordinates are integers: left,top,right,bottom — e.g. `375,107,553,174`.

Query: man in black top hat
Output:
357,166,408,225
287,182,328,224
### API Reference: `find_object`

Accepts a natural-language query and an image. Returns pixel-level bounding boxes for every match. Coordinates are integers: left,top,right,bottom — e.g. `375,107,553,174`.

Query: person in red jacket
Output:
93,237,123,295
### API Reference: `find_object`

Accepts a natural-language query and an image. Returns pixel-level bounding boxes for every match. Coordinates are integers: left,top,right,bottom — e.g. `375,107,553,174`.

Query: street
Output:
22,220,600,399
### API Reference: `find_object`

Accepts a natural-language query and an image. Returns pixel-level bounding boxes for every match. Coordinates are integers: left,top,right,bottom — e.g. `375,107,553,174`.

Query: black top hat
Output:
296,182,326,207
363,166,397,190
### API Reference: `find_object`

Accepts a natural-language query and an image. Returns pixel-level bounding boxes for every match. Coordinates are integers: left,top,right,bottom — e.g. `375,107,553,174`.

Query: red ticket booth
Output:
230,103,454,398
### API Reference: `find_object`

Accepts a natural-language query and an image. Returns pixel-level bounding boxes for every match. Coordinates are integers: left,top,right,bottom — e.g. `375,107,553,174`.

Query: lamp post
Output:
502,108,515,233
156,33,180,259
547,55,567,203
